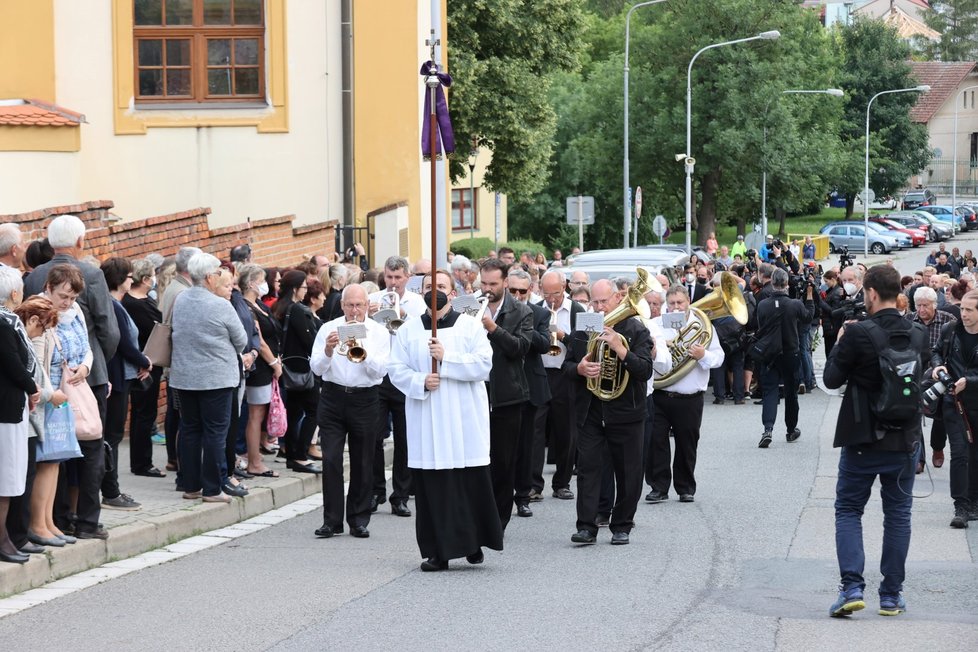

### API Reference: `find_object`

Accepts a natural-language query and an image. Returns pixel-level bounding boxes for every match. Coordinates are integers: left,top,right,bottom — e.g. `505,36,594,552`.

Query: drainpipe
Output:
341,0,354,231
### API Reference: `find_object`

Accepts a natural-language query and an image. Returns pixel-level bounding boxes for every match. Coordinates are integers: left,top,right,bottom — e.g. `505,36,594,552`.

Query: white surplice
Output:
387,311,492,470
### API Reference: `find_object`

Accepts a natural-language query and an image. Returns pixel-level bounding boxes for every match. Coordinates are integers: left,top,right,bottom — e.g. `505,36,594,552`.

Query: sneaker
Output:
829,587,865,617
950,507,969,529
712,397,724,405
102,494,141,511
758,430,773,448
878,593,906,616
151,433,166,446
786,428,801,443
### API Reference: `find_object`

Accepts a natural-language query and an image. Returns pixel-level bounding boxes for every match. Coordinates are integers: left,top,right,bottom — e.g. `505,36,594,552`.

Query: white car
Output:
854,195,899,210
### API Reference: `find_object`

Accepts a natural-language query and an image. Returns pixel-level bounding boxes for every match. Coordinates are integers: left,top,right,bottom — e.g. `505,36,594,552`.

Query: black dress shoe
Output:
786,428,801,442
19,542,45,554
595,513,610,527
645,491,668,504
133,466,167,478
287,461,322,474
571,529,596,544
610,531,630,545
391,501,411,517
679,494,695,503
515,503,532,518
351,525,370,538
370,495,379,513
0,550,29,564
466,549,484,564
421,557,448,572
314,523,342,538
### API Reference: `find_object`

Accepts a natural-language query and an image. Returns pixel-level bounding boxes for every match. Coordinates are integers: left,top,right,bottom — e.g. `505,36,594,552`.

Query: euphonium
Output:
336,320,367,363
586,268,652,400
547,308,561,356
654,271,747,389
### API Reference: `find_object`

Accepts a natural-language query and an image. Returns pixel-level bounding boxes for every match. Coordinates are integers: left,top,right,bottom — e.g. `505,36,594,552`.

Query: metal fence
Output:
921,157,978,195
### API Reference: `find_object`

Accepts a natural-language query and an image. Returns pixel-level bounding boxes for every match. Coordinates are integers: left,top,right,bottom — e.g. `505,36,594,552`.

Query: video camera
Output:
832,297,867,322
788,263,822,299
745,249,758,275
839,246,856,269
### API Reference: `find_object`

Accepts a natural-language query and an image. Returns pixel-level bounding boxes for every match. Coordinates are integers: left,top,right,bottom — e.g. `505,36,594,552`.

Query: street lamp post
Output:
863,85,930,255
624,0,668,250
468,143,478,240
761,88,844,239
685,30,780,254
952,84,978,223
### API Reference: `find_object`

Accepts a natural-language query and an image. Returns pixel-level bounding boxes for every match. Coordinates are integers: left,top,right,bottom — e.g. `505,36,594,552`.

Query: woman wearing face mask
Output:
123,258,168,477
819,270,845,357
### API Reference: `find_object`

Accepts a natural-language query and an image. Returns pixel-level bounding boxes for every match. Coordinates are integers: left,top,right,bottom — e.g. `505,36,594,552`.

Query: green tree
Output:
831,19,933,218
447,0,586,197
922,1,978,61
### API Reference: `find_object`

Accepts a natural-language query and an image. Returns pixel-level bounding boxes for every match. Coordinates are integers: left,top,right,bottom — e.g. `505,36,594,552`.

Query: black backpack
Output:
748,297,784,367
861,321,925,430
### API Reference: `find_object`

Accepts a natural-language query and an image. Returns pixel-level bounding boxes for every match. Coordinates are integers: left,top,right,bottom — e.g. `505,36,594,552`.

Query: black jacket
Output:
819,284,845,335
823,308,926,451
280,302,319,374
756,291,815,355
523,303,553,407
486,293,532,408
931,320,978,405
0,318,38,423
106,299,151,390
563,315,653,426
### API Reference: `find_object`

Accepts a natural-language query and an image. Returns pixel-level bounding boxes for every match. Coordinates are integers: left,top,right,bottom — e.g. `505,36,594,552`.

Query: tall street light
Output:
685,30,780,254
761,88,844,239
863,84,930,255
623,0,668,249
952,84,978,221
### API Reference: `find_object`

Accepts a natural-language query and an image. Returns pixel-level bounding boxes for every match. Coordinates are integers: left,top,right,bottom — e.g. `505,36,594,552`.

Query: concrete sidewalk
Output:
0,437,389,598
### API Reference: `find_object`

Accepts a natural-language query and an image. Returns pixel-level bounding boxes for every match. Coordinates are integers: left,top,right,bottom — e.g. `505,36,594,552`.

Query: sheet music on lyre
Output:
337,323,367,341
575,312,604,334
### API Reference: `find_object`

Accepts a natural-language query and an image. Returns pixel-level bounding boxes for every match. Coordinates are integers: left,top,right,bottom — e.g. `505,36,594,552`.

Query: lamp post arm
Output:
952,84,978,217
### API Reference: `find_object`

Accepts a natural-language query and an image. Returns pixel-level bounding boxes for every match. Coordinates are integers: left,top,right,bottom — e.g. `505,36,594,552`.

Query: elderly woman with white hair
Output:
169,253,247,503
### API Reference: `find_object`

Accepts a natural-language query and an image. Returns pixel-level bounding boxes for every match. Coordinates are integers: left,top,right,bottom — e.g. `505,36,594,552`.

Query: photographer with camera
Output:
929,289,978,529
769,239,801,276
754,269,815,448
819,270,846,357
823,265,927,618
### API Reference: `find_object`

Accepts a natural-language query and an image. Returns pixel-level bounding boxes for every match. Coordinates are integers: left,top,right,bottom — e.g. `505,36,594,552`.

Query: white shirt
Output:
643,317,673,395
652,311,724,394
310,316,390,388
541,297,573,369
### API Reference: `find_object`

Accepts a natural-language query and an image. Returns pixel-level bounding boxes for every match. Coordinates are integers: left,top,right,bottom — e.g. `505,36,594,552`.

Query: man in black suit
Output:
823,264,926,617
683,266,709,303
508,268,552,517
533,270,585,501
564,279,653,545
479,259,532,531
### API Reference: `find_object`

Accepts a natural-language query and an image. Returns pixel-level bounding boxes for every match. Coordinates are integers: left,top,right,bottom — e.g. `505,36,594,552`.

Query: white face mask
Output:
257,282,269,297
843,282,856,297
686,273,696,284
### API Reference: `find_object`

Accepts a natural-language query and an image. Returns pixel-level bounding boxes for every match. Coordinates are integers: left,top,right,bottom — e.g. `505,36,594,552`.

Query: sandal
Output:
248,469,280,478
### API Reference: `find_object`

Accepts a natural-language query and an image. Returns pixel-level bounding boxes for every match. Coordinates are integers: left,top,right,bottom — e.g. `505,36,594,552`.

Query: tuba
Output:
336,320,367,363
586,268,652,400
655,272,747,389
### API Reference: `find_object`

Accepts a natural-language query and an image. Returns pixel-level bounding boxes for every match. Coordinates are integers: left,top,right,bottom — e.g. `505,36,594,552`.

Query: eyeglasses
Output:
509,288,529,296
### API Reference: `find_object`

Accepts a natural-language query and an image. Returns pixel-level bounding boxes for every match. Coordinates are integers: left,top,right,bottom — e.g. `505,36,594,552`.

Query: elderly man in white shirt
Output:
311,284,390,540
646,285,724,504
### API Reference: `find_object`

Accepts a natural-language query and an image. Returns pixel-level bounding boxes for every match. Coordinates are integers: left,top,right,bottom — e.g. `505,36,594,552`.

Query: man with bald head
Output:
563,278,653,545
568,270,590,294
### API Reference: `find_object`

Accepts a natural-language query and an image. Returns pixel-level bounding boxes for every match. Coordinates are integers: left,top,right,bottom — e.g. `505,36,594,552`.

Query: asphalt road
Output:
1,232,977,650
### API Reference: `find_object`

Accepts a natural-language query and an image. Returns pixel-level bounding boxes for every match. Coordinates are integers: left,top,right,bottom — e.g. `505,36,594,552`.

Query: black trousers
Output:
532,368,576,492
101,378,132,499
642,394,657,487
575,406,644,536
318,385,378,530
514,402,539,506
7,437,36,548
129,366,163,473
164,381,180,471
650,391,704,497
56,384,107,531
372,378,411,503
224,381,243,482
930,411,947,452
284,384,318,462
489,403,523,530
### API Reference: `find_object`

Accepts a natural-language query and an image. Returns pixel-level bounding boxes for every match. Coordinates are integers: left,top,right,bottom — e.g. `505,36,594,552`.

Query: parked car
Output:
566,247,694,272
855,194,899,210
868,217,927,246
901,188,937,210
916,205,967,231
955,205,978,230
819,221,906,255
883,211,951,242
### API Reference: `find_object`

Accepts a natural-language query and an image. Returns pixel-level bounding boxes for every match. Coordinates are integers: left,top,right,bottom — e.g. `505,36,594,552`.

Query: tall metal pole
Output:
624,1,668,250
468,157,476,241
952,85,978,223
864,85,929,256
761,88,844,239
425,33,440,372
685,31,779,254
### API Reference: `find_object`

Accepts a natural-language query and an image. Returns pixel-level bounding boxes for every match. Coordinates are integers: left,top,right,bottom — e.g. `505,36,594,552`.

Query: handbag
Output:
143,321,172,368
266,381,288,438
36,402,82,463
53,336,103,441
280,305,314,392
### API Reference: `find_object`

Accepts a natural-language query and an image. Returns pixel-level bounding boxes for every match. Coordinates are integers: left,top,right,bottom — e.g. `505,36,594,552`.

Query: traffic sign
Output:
634,187,643,220
857,188,876,204
651,214,667,237
566,196,595,225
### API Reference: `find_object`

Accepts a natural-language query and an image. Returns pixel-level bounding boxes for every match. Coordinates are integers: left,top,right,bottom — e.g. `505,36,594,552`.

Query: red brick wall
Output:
0,199,337,268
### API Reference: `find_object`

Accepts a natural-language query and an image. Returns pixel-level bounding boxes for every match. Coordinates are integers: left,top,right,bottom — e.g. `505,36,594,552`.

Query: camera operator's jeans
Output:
942,397,978,509
761,352,799,433
797,325,816,389
835,446,914,596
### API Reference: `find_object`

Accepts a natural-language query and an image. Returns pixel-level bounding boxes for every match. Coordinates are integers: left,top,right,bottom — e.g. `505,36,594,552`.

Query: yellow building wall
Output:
449,154,508,247
0,0,55,101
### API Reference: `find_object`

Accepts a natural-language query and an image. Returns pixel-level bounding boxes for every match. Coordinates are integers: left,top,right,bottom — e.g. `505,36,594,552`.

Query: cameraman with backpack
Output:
754,269,814,448
823,265,927,618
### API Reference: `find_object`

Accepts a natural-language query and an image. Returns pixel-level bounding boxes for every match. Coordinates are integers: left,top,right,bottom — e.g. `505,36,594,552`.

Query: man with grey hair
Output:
568,270,590,293
24,214,119,427
756,268,815,448
908,285,956,470
450,254,472,294
0,223,25,269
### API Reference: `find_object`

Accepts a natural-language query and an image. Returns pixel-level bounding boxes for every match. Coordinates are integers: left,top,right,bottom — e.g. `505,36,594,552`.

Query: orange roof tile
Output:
909,61,978,123
0,99,85,127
